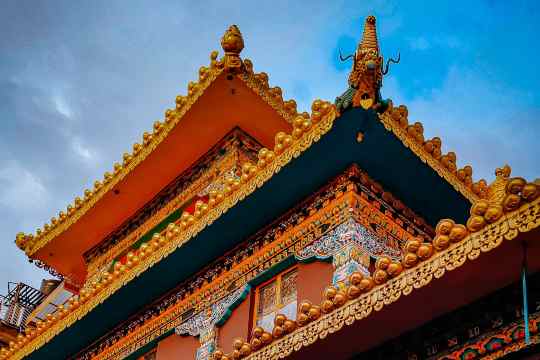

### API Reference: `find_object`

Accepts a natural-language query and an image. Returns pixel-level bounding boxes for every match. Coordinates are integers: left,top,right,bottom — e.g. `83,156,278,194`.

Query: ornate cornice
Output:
221,197,540,360
15,57,225,258
481,335,540,360
15,26,302,260
3,95,338,360
439,314,539,360
65,172,423,360
85,186,417,360
378,104,484,204
83,130,260,278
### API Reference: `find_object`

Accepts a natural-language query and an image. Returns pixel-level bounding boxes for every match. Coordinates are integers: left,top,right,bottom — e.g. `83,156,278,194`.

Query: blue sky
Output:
1,0,538,290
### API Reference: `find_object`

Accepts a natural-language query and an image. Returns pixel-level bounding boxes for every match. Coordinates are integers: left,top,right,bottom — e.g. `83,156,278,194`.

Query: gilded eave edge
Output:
240,197,540,360
91,184,422,360
16,50,300,260
377,107,481,204
4,87,338,360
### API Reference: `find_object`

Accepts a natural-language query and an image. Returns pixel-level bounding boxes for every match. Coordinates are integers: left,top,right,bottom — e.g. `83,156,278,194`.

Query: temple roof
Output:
213,168,540,359
15,17,486,285
15,25,302,285
6,17,536,360
336,16,486,204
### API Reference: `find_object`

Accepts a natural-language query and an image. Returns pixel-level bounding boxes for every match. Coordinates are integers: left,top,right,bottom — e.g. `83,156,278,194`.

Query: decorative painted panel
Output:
295,218,401,285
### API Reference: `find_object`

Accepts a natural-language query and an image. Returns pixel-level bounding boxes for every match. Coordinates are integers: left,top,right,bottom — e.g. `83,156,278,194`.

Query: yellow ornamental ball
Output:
258,148,269,160
265,151,275,162
282,135,293,148
435,219,455,235
293,116,304,129
311,111,322,123
311,99,322,112
484,205,503,223
292,128,303,139
522,183,539,201
275,132,286,145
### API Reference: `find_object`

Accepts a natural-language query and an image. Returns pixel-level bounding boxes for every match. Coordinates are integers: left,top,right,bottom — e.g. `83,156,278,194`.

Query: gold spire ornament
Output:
341,16,400,111
221,25,244,71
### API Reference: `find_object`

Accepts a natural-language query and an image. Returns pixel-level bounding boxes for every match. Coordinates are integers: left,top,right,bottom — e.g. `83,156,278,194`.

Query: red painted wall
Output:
156,332,199,360
217,293,252,353
297,261,333,305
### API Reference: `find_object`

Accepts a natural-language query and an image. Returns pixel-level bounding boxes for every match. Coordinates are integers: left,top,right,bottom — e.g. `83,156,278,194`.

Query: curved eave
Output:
29,70,293,282
377,108,480,204
246,199,540,360
16,107,477,360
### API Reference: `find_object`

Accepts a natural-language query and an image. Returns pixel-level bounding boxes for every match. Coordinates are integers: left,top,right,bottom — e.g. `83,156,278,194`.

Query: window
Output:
254,267,298,332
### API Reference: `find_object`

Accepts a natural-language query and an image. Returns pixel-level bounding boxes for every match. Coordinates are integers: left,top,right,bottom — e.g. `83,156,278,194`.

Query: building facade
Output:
2,16,539,360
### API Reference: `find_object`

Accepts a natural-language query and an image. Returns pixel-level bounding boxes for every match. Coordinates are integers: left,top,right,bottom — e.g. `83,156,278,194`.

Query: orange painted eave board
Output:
34,73,292,282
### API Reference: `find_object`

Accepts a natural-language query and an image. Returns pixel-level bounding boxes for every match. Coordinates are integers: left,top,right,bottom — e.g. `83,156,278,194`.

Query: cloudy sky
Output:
1,0,539,292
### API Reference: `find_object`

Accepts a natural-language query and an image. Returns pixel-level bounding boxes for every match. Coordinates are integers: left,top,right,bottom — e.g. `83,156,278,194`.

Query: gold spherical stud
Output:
470,200,489,216
299,300,312,314
484,205,503,223
283,319,296,333
347,284,362,299
435,219,455,235
402,253,418,268
522,183,539,201
349,272,363,286
272,325,284,338
274,313,286,326
373,269,388,285
308,305,321,320
387,262,403,277
466,215,486,232
416,244,433,260
213,350,224,360
252,326,264,339
250,337,262,351
260,332,273,344
239,343,251,356
449,224,468,242
324,286,337,300
321,299,334,314
232,337,244,350
265,151,275,162
375,256,391,270
404,239,421,254
282,135,293,148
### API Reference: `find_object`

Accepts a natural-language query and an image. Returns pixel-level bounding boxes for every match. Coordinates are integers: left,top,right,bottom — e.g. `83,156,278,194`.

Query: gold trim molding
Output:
4,97,338,360
378,106,482,204
15,26,301,260
240,198,540,360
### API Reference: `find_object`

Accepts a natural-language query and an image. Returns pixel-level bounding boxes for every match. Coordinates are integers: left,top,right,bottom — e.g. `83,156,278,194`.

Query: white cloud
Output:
71,137,98,164
52,93,73,119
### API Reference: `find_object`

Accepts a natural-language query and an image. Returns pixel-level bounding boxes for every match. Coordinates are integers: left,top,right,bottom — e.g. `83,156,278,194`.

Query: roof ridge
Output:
15,25,302,264
378,102,487,203
6,86,338,360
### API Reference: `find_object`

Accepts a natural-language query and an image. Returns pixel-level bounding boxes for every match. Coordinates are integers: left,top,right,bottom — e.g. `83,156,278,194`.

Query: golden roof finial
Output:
347,15,383,109
221,25,244,71
360,15,379,53
487,164,512,205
